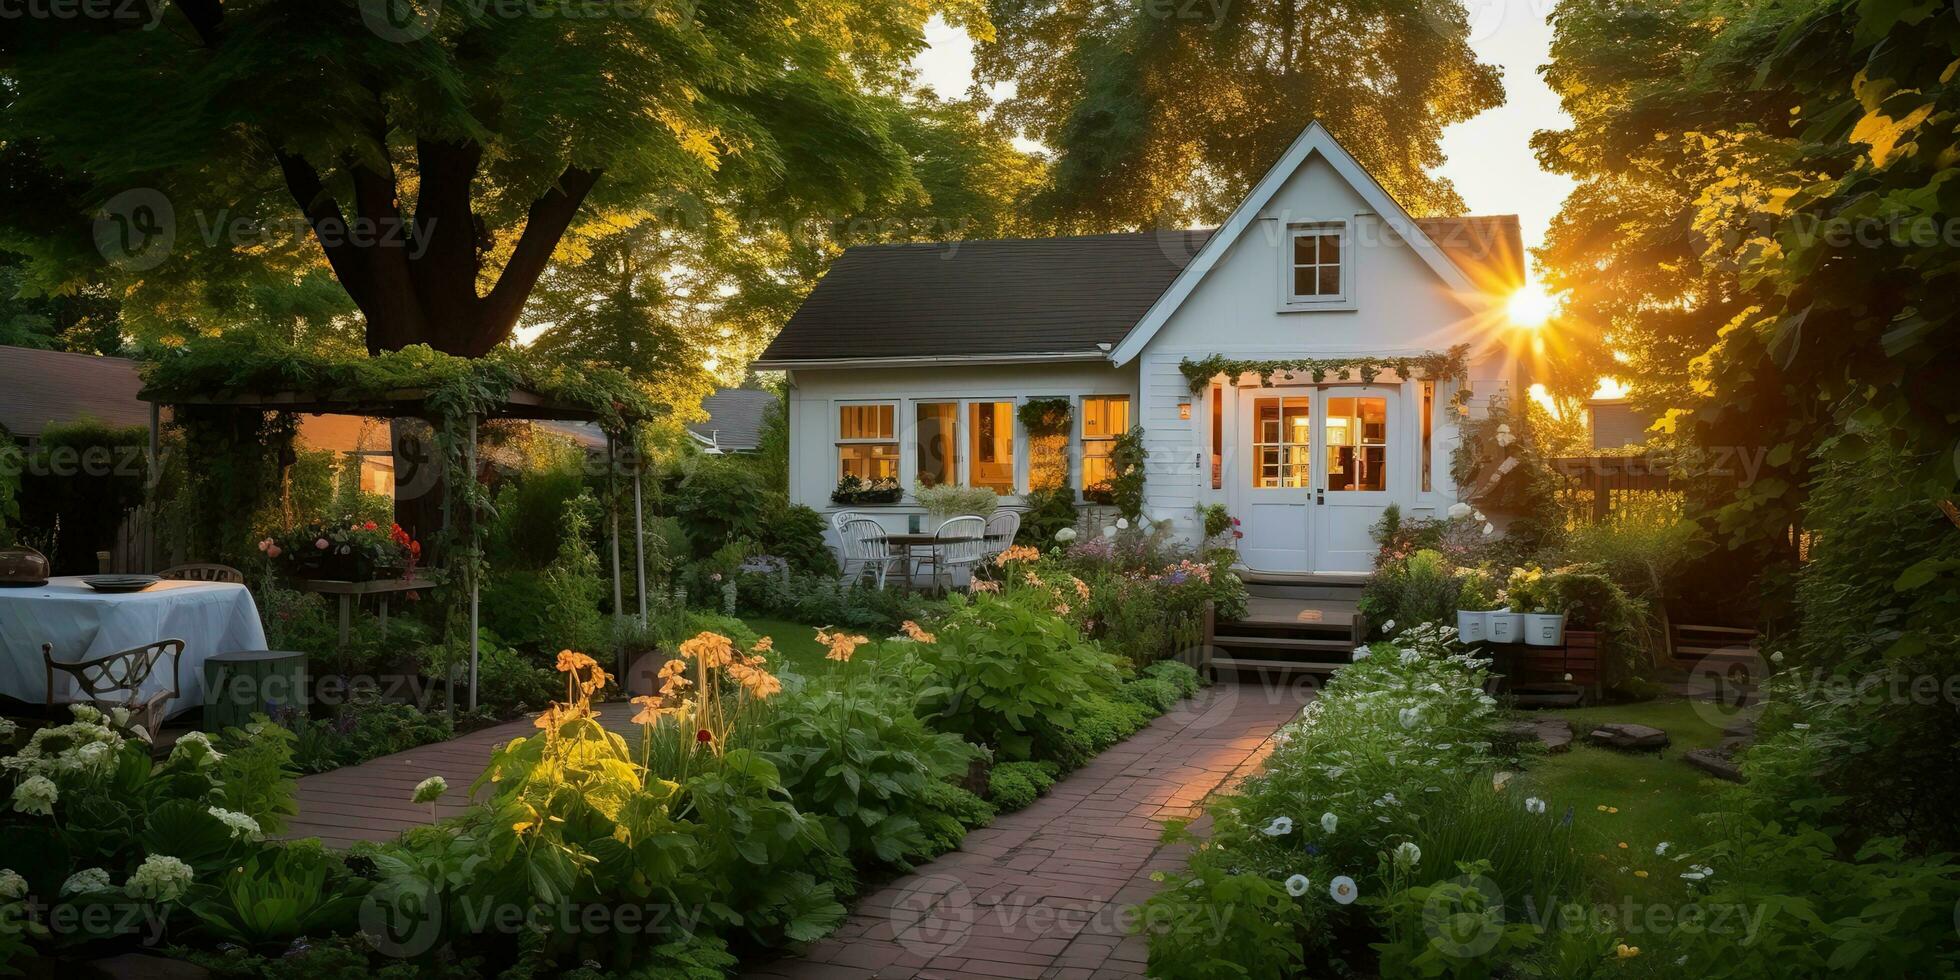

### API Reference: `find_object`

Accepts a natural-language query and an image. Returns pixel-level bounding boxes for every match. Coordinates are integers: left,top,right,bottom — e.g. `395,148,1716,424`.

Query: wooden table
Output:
293,576,440,646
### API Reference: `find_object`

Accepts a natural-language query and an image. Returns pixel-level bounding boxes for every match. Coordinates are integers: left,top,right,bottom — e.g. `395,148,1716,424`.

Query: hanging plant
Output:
1016,397,1074,437
1178,344,1473,393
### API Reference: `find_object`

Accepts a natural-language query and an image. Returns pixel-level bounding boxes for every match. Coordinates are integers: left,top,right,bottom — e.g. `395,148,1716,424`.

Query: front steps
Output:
1210,572,1367,674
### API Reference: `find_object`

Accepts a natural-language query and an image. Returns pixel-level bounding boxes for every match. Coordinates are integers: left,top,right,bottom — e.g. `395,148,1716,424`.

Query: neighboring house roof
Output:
0,345,153,437
687,388,777,452
753,124,1523,370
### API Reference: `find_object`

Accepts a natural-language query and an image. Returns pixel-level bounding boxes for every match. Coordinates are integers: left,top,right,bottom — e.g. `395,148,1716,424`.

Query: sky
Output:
910,0,1576,279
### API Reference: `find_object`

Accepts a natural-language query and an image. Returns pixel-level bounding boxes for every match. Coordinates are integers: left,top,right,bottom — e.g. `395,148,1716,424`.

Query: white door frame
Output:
1227,383,1405,574
1231,387,1316,573
1313,385,1400,573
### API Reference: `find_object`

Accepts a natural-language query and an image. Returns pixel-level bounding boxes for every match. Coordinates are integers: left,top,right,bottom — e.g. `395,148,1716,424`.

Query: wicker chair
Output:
838,519,900,589
43,638,183,734
159,563,246,585
983,511,1022,559
918,515,988,593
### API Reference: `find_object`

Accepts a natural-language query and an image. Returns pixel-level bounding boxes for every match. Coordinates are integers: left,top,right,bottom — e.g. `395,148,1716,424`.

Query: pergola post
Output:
632,447,647,624
606,432,624,676
146,402,161,572
467,412,480,713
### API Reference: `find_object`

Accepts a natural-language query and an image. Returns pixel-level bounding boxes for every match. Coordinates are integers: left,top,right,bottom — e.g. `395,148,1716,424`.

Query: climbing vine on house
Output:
1177,345,1473,395
1018,397,1074,493
1110,427,1148,520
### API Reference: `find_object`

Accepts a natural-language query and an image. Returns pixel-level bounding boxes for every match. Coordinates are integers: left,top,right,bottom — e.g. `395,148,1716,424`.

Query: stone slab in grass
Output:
1685,747,1746,783
1587,722,1670,751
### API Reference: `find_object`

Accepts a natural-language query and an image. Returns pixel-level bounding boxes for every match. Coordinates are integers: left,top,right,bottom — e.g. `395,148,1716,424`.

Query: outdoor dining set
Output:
832,510,1021,591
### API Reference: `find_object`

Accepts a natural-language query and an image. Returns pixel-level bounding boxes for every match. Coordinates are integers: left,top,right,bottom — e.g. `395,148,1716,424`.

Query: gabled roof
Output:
687,387,777,451
754,123,1522,370
753,231,1212,368
0,346,152,438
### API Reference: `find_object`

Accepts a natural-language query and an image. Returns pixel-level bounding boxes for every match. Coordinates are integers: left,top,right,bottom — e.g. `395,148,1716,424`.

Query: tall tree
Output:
973,0,1504,228
0,0,980,355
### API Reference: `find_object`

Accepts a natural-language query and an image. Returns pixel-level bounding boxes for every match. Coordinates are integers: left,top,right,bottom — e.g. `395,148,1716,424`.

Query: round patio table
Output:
879,533,999,590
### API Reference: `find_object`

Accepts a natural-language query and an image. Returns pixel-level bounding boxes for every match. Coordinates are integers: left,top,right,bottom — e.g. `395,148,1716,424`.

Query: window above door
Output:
1282,221,1353,311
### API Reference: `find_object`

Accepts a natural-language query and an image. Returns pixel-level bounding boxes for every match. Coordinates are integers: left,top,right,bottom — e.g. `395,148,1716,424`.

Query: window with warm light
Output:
1326,395,1388,491
1081,395,1130,492
1288,222,1348,304
1251,396,1312,488
1420,381,1435,493
967,401,1015,494
1209,384,1224,490
915,402,958,488
836,403,898,482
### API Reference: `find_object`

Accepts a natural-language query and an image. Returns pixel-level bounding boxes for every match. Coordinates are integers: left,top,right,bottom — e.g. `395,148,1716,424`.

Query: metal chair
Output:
838,518,900,589
43,638,183,734
830,510,862,539
983,511,1022,559
919,515,988,593
159,563,246,585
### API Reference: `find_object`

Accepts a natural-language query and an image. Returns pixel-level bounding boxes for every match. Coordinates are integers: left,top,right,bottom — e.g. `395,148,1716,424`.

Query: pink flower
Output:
256,538,273,553
266,543,281,558
315,538,329,550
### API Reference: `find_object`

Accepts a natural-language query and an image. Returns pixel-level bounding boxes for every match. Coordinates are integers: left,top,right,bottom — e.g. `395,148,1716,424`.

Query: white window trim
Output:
1280,220,1354,312
834,400,900,486
1078,393,1132,503
962,397,1020,496
912,400,962,490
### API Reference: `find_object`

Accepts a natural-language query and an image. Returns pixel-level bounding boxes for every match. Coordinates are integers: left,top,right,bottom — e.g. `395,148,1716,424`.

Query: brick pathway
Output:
745,679,1313,980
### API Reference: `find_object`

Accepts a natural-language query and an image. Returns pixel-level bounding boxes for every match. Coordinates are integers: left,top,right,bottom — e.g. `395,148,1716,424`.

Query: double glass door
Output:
1234,386,1395,573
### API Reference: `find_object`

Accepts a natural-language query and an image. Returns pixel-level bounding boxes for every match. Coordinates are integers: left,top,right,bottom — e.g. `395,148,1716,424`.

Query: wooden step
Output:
1213,655,1349,674
1212,634,1355,651
1245,582,1367,601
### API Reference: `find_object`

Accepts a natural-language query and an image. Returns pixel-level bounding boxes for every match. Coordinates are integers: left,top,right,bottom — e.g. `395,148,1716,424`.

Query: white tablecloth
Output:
0,577,268,719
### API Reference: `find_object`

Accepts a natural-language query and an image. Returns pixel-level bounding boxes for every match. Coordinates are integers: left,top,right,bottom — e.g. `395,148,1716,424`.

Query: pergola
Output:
138,384,657,718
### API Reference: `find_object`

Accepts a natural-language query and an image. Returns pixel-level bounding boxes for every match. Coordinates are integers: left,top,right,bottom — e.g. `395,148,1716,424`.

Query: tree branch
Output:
274,149,373,313
476,166,602,355
409,137,486,317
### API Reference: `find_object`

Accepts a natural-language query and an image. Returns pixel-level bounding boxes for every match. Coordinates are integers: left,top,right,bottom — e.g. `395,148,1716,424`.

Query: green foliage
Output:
188,845,368,949
1135,862,1310,979
539,492,609,655
738,571,944,634
913,481,1001,517
15,417,150,573
1196,503,1233,540
670,455,769,558
212,718,299,834
911,590,1127,761
283,696,454,775
1108,426,1149,520
975,1,1501,225
1362,549,1461,633
1180,348,1472,393
1016,397,1073,436
758,496,840,577
486,452,589,569
1015,485,1080,546
1372,859,1543,978
986,761,1059,812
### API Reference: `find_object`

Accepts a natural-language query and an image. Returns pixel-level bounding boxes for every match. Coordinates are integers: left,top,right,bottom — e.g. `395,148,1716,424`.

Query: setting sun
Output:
1507,283,1558,328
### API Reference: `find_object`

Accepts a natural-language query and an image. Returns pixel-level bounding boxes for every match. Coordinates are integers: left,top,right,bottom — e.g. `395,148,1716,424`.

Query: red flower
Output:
364,521,378,531
695,728,714,744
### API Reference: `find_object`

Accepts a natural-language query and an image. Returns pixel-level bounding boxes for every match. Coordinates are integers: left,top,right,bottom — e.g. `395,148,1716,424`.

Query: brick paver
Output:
746,678,1313,980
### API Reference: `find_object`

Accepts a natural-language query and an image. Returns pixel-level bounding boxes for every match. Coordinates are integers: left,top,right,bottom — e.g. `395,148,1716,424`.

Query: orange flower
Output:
727,658,783,699
555,650,598,674
630,694,669,725
900,620,937,644
1053,602,1071,616
994,545,1042,566
816,627,869,662
1071,577,1091,601
752,636,774,654
1024,570,1044,586
971,579,1000,593
679,631,736,669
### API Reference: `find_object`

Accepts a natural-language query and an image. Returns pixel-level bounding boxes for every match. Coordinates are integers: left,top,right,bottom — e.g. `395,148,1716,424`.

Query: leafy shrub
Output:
1362,548,1459,633
987,761,1058,811
1143,660,1202,698
478,568,555,651
485,451,587,568
539,492,608,654
739,570,944,634
1063,691,1153,756
283,696,455,774
756,495,837,577
910,589,1127,761
671,454,768,556
188,844,368,948
913,481,1000,518
1016,486,1080,546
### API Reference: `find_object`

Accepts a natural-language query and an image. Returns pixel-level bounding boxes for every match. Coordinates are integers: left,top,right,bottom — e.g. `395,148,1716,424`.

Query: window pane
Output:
1250,397,1311,488
1325,395,1386,492
1420,382,1434,493
1294,267,1319,298
1318,233,1340,263
1082,396,1130,438
1318,265,1341,296
968,401,1014,494
839,404,894,440
1293,233,1317,265
1209,385,1223,490
916,402,957,488
839,443,899,482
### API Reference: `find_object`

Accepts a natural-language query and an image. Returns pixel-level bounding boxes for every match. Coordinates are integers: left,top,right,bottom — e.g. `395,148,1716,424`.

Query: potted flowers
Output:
269,518,419,581
913,481,1000,530
1506,566,1565,647
1452,566,1500,644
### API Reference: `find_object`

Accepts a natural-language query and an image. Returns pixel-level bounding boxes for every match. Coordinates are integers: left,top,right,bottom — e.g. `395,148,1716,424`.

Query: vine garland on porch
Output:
1177,344,1474,394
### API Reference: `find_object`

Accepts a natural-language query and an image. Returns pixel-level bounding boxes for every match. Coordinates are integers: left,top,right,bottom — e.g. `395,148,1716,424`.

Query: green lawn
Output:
738,616,832,674
1513,698,1733,902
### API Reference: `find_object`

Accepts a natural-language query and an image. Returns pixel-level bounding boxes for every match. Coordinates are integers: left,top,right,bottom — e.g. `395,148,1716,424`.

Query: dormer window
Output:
1286,222,1349,306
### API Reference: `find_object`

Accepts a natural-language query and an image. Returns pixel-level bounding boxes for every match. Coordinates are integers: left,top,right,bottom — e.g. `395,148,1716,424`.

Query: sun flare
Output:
1506,283,1558,328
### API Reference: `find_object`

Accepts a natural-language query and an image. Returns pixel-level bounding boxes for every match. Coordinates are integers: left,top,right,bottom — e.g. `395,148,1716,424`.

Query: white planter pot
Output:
1524,613,1566,647
1455,609,1489,644
1486,611,1524,644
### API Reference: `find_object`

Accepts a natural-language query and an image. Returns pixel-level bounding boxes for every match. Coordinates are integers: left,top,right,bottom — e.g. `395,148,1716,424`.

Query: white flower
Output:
0,869,25,901
0,718,17,739
1392,842,1422,870
1398,707,1422,730
1352,647,1371,661
68,703,103,724
412,776,449,805
1115,518,1130,530
62,868,113,896
1524,797,1547,815
1482,522,1496,536
1284,874,1310,897
207,807,262,841
1769,651,1784,664
1654,842,1671,857
1261,816,1295,837
1055,527,1077,543
169,730,223,767
1447,502,1472,519
1321,812,1338,834
1328,875,1358,905
1680,864,1714,883
1472,511,1486,522
125,855,193,903
1562,673,1573,682
1791,723,1810,730
1102,525,1117,539
12,775,56,816
1382,620,1396,632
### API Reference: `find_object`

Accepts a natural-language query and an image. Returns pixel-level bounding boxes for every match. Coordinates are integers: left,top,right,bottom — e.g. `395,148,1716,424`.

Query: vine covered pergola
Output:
136,338,664,715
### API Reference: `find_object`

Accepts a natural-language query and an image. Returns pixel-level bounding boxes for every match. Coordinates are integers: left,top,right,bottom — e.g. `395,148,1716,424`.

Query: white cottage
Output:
755,122,1527,575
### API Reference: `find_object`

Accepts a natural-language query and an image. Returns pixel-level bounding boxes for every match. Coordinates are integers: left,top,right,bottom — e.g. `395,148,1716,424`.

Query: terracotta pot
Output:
0,545,50,586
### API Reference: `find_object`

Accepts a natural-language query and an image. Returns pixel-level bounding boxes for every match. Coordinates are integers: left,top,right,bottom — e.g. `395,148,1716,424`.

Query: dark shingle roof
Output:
0,346,151,438
687,388,778,451
757,219,1523,365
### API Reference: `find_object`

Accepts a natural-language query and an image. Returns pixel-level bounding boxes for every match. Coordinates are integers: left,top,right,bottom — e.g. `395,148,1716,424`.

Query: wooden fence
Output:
1548,455,1690,526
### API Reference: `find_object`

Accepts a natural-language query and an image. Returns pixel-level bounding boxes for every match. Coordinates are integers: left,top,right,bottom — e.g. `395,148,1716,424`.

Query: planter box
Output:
1456,609,1489,644
1524,613,1566,647
1487,611,1524,644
